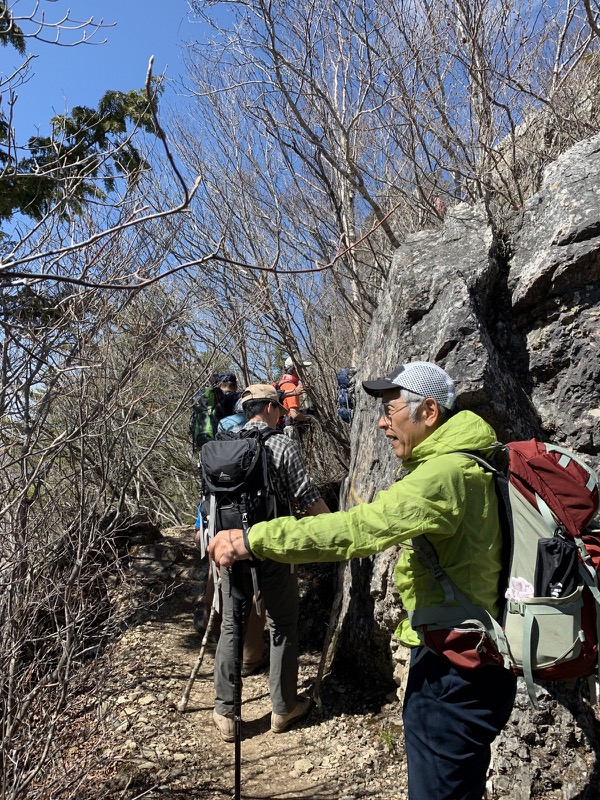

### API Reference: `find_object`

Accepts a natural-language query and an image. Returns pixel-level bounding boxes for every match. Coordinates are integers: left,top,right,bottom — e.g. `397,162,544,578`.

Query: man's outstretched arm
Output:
208,498,329,567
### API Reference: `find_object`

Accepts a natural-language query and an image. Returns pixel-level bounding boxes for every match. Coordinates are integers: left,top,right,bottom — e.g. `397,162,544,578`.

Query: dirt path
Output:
83,527,408,799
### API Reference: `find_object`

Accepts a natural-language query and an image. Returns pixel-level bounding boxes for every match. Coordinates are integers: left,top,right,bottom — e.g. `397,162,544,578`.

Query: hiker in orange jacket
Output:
277,356,314,436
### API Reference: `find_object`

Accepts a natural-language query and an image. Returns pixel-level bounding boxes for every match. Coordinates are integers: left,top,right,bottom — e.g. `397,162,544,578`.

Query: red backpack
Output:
411,440,600,707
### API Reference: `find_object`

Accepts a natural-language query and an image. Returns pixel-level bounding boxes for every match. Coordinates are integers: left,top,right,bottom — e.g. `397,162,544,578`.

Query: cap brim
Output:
361,378,400,397
241,393,287,414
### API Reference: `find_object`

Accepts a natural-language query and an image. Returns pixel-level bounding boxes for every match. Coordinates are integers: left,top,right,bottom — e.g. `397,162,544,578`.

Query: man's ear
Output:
422,398,441,429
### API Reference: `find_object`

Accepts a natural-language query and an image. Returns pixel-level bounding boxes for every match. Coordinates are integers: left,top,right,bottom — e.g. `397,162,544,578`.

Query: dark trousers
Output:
403,648,517,800
214,559,299,716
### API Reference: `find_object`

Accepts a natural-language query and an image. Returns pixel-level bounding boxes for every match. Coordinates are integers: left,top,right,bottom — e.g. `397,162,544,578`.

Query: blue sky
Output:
5,1,201,138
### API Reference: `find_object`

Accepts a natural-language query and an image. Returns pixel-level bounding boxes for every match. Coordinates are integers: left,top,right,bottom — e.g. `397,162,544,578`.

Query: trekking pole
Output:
178,599,219,712
230,562,246,800
179,498,224,712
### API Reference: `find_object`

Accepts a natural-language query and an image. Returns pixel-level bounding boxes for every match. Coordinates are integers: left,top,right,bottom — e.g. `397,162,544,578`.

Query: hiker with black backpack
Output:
218,372,242,418
199,383,330,743
337,367,357,423
208,361,518,800
192,373,246,643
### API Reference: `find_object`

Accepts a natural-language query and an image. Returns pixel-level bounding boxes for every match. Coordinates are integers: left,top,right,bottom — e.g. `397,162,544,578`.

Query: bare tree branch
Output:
583,0,600,37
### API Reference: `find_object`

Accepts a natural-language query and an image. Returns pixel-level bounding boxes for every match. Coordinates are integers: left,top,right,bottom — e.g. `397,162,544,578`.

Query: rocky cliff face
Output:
335,134,600,798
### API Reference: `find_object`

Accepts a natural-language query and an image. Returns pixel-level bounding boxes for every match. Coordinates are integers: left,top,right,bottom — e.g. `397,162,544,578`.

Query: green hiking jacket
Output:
248,410,502,646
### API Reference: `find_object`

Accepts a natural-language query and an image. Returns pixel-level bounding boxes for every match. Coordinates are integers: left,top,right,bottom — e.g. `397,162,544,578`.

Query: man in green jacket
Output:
208,361,517,800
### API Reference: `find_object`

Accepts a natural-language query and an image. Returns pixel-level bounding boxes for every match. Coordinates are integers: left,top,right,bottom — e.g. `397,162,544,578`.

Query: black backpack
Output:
198,427,290,609
219,389,242,418
199,427,290,539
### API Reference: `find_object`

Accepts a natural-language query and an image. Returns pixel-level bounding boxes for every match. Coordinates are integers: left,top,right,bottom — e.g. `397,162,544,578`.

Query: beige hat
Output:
241,383,286,413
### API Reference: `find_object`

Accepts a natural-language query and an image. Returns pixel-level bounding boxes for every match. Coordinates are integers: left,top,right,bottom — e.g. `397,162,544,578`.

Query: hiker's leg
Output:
214,564,253,715
403,648,516,800
243,598,266,665
261,560,299,715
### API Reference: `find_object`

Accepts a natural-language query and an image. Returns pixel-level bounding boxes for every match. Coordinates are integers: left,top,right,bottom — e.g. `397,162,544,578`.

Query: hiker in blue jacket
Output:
209,361,517,800
217,397,247,434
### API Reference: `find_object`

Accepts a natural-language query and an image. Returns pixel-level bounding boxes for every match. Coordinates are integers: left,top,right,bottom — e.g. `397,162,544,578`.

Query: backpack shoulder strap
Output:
258,427,284,442
255,428,292,514
453,447,514,613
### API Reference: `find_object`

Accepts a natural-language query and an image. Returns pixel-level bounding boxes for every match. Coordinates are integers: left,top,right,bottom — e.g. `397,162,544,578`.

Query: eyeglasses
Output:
379,402,409,421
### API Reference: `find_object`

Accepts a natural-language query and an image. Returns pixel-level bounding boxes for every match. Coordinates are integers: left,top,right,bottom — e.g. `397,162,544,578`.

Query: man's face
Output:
377,388,430,461
266,402,283,427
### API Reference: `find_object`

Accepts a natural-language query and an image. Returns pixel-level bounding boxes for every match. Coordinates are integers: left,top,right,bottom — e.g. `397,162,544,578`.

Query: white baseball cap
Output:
362,361,456,409
284,356,312,370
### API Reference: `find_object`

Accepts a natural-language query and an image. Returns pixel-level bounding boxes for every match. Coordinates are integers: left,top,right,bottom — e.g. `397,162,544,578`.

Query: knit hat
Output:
362,361,456,409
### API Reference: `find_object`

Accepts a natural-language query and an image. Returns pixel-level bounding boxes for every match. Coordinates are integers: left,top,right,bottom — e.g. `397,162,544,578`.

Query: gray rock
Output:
292,758,314,775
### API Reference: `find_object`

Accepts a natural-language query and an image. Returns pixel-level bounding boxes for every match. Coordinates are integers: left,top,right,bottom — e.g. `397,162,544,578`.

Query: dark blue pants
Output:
403,648,517,800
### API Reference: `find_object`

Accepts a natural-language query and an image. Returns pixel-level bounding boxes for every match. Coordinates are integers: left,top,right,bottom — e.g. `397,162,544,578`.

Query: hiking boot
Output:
271,696,311,733
241,656,268,678
212,709,235,743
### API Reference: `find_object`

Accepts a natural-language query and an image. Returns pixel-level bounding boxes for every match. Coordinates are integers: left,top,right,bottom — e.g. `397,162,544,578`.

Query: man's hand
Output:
207,529,250,568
